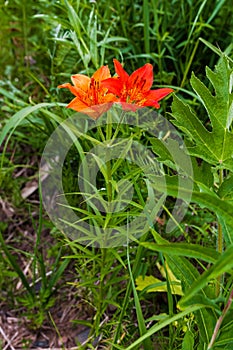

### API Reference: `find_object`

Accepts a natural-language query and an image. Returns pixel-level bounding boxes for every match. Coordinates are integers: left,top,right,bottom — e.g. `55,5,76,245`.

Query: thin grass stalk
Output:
0,230,35,300
93,247,107,336
48,311,66,350
180,39,199,88
32,181,44,287
126,233,153,350
22,0,29,69
208,285,233,349
112,232,150,347
93,118,112,333
143,0,150,55
159,253,174,348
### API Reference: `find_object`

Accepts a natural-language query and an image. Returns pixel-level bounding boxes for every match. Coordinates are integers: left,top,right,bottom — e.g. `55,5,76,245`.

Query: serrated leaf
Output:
217,175,233,201
172,95,216,163
171,56,233,170
192,158,214,188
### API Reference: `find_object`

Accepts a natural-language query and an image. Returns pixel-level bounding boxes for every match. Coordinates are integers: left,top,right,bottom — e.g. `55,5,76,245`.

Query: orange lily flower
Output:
102,59,173,109
58,66,118,119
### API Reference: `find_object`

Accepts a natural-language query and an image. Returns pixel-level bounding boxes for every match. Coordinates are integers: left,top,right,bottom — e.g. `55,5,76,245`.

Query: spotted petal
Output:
128,63,153,91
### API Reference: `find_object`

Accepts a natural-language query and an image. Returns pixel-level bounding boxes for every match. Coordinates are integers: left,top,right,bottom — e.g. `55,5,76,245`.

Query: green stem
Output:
106,112,113,203
97,125,105,142
94,247,107,335
94,110,126,336
180,39,199,88
106,110,112,140
160,253,174,348
22,1,29,69
106,160,112,202
216,168,224,296
208,286,233,349
110,110,126,144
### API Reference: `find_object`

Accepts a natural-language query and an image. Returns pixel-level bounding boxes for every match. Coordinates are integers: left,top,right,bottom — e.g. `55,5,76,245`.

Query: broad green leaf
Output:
182,330,194,350
136,273,183,295
171,56,233,170
150,175,233,229
205,60,232,130
195,308,217,345
179,246,233,308
178,293,219,311
141,243,220,263
217,215,233,247
191,158,214,188
217,175,233,201
151,229,217,344
171,95,217,164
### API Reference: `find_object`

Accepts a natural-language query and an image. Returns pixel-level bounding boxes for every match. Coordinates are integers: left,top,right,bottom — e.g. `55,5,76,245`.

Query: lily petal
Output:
58,83,80,97
146,88,174,101
129,63,153,91
66,97,89,111
92,65,111,81
71,74,90,92
101,77,123,96
113,59,129,81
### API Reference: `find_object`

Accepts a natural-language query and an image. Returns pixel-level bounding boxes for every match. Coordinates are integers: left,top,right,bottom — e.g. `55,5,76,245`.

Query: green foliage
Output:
131,56,233,349
182,330,195,350
172,56,233,170
1,0,233,348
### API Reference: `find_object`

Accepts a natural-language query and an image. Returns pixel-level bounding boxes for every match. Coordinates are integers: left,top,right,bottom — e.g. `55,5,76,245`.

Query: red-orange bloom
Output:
58,66,118,119
102,59,173,109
